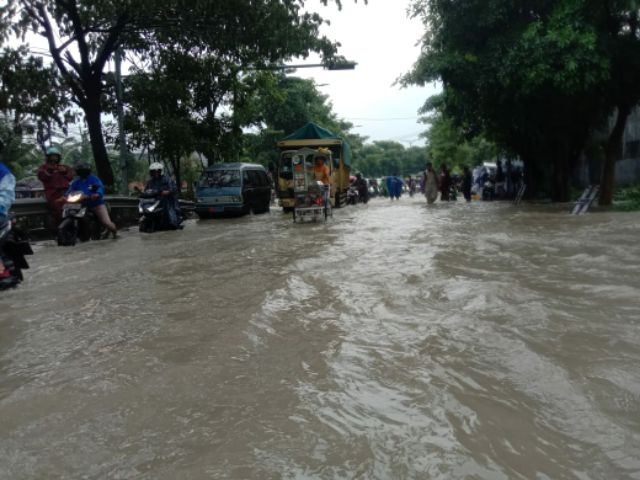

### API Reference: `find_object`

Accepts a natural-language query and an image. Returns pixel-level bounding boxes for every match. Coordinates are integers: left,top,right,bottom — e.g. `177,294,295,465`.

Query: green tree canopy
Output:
8,0,363,188
404,0,612,200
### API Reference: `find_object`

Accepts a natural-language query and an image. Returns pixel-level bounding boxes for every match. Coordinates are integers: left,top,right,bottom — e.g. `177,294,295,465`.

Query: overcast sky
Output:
296,0,439,146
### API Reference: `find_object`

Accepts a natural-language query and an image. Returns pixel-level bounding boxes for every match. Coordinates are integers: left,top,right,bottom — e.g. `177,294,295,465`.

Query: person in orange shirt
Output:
313,156,330,185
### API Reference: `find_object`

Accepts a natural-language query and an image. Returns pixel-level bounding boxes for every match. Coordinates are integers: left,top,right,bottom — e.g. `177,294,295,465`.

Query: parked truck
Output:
275,123,351,210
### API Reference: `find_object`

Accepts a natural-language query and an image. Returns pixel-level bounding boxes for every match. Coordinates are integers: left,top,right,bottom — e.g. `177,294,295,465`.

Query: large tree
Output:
9,0,361,188
405,0,611,201
595,2,640,205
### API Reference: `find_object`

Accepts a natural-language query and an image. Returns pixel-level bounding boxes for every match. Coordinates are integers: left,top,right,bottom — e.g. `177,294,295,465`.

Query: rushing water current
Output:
1,198,639,479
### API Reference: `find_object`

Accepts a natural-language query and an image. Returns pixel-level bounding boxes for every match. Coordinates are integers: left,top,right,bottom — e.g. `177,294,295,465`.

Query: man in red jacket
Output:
37,146,74,228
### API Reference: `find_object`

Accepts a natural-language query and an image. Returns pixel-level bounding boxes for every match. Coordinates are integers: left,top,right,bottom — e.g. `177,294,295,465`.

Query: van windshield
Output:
202,170,241,187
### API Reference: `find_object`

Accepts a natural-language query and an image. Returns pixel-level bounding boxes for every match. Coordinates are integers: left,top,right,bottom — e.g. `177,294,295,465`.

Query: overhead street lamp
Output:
247,58,357,72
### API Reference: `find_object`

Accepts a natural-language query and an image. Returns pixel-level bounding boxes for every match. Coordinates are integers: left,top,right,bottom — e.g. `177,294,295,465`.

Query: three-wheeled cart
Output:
291,148,333,223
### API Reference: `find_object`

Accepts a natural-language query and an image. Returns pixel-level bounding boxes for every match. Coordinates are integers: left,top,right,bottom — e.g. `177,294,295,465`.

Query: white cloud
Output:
295,0,439,145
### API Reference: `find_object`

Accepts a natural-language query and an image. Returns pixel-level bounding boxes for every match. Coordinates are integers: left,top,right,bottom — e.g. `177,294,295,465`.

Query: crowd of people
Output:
378,159,523,205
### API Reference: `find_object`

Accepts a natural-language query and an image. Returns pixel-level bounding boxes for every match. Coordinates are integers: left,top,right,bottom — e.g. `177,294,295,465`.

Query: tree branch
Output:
34,3,87,106
61,0,92,75
94,15,129,75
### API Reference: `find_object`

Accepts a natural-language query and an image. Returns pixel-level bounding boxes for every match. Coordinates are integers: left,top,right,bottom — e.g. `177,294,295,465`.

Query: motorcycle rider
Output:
37,146,74,229
353,173,369,203
65,162,117,238
144,162,181,229
0,140,16,280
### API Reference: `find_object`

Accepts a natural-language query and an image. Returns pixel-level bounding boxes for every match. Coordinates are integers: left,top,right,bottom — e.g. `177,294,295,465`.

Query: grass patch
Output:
613,184,640,211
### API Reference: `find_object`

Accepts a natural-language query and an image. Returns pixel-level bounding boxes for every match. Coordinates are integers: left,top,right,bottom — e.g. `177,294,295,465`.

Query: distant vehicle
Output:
195,163,271,218
367,179,379,198
289,148,332,223
276,123,352,211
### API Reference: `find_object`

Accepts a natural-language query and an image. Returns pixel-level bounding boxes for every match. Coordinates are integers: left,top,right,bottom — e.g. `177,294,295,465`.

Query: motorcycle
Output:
482,181,495,201
138,189,164,233
0,213,33,290
139,189,183,232
57,188,106,246
346,184,360,205
355,181,369,204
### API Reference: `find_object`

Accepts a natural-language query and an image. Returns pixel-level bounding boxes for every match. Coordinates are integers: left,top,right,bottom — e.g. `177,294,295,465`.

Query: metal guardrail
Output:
10,196,194,217
10,196,195,239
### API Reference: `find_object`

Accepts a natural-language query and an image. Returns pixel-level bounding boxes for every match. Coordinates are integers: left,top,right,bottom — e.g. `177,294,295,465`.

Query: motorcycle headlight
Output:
67,193,83,203
147,203,157,213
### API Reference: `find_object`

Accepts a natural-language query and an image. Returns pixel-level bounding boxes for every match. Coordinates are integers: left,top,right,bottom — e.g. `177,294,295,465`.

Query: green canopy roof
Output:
281,122,351,167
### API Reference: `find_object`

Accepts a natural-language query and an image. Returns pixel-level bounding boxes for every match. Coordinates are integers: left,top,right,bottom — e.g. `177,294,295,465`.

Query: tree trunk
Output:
545,136,571,202
599,104,631,206
84,93,115,188
171,156,182,195
550,157,569,202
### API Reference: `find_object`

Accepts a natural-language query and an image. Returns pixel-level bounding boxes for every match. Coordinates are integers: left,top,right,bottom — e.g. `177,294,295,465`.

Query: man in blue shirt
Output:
0,140,16,279
66,162,117,238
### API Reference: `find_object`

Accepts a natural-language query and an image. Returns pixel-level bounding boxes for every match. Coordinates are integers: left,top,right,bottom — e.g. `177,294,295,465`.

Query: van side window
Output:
243,170,251,185
257,171,268,186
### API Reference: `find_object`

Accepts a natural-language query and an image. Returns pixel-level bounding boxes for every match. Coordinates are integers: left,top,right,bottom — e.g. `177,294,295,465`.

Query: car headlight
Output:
235,196,243,202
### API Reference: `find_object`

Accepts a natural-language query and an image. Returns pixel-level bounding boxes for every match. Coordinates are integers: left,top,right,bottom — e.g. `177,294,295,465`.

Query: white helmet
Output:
149,162,164,173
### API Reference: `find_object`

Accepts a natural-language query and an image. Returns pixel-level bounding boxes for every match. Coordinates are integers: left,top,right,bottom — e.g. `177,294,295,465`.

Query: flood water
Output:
1,198,639,479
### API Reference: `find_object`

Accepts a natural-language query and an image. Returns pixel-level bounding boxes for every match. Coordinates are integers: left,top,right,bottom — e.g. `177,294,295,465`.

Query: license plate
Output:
209,206,224,213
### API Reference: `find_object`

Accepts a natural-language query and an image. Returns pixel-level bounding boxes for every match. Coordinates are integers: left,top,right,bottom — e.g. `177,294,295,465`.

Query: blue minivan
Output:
195,163,271,218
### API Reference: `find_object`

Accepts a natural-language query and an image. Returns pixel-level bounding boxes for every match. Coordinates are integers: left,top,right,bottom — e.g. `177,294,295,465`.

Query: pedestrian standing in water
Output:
386,173,403,200
439,164,451,201
423,163,438,204
495,159,505,198
461,165,472,202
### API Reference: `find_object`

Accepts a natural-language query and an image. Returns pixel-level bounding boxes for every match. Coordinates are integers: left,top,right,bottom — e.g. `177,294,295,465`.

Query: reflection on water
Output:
1,199,639,479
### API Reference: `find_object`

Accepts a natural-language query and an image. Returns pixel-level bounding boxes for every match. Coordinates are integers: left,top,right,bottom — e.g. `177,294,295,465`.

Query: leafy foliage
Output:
0,45,71,147
351,141,428,178
404,0,616,201
7,0,362,188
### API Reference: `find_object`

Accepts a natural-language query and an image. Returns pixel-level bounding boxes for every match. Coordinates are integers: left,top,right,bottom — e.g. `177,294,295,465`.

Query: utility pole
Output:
115,47,128,195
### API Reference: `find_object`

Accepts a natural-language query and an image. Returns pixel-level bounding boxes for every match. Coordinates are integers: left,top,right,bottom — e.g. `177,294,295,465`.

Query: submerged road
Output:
1,198,640,479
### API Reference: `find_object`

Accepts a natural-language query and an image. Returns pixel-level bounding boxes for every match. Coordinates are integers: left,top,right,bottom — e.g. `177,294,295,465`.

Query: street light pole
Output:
115,47,128,195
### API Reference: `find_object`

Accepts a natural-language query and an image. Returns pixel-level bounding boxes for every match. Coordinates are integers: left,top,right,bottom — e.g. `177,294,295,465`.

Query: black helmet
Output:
74,161,91,177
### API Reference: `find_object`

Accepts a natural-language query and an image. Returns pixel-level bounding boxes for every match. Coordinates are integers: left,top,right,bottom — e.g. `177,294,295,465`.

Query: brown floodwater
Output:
1,198,639,479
